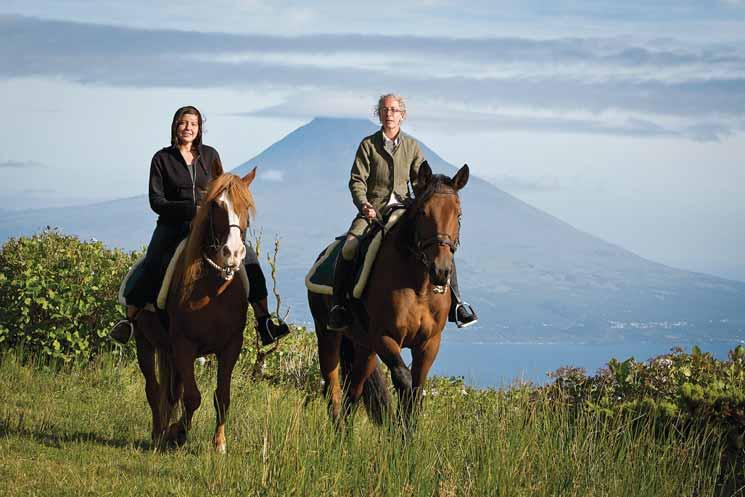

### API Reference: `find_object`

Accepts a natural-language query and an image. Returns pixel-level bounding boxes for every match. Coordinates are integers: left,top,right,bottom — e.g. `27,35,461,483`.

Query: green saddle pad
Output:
305,238,344,296
305,207,406,298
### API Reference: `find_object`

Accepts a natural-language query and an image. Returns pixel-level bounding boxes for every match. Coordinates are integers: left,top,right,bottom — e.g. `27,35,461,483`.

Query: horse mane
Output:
179,173,256,304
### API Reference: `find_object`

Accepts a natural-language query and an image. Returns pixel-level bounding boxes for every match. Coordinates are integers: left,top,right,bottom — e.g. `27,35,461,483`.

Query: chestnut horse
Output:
309,162,470,430
133,167,256,452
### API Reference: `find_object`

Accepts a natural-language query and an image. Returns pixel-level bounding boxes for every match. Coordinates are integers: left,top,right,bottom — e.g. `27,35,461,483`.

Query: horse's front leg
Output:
166,340,199,446
376,335,414,432
213,333,243,454
410,333,442,423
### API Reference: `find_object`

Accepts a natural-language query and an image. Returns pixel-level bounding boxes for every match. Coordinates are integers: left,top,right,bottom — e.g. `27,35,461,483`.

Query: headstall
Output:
202,205,245,281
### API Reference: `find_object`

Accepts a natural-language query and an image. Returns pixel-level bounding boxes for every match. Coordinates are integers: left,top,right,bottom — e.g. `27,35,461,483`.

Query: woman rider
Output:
109,105,289,345
327,94,478,331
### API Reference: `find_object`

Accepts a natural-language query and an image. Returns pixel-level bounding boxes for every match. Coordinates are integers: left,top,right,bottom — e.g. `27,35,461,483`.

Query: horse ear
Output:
413,160,432,192
451,164,469,191
211,157,224,178
242,166,257,187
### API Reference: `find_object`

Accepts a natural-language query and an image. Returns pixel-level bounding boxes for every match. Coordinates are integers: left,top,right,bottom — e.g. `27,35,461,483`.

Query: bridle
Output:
409,191,461,270
202,201,246,281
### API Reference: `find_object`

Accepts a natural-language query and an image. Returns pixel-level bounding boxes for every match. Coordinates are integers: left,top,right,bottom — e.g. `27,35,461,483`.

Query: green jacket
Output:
349,130,425,212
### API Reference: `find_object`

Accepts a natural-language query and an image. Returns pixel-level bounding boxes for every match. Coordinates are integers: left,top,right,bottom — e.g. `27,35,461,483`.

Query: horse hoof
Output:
165,423,187,447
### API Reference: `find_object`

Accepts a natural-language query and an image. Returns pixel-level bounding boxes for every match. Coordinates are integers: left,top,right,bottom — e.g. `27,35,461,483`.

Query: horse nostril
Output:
240,245,246,257
222,246,231,258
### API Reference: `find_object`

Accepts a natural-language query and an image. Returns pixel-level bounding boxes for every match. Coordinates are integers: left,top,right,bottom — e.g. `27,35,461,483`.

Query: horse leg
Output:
375,336,414,430
316,328,344,425
165,341,199,446
343,346,379,422
213,334,242,454
410,334,443,427
134,330,163,444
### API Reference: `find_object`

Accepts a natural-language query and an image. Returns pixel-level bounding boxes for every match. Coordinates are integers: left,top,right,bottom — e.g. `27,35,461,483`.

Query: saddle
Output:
305,205,407,299
118,239,250,311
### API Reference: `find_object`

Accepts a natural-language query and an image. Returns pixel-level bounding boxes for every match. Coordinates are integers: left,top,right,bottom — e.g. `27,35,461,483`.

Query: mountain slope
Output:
1,117,743,343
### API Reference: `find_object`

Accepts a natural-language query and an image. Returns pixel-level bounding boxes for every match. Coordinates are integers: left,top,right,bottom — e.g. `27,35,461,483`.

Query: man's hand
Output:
361,202,377,219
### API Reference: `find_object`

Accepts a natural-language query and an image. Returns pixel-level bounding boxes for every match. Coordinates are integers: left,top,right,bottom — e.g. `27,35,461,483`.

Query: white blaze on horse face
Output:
218,191,246,269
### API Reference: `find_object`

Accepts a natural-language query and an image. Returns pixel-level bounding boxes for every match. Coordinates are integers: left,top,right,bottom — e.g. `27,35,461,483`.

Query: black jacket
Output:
148,144,221,225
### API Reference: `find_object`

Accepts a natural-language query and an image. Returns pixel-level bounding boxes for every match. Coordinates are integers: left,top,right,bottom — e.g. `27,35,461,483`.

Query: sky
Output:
1,1,744,281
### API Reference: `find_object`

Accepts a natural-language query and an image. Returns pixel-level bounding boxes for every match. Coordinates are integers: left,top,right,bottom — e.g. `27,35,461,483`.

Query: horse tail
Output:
339,335,390,426
155,347,178,432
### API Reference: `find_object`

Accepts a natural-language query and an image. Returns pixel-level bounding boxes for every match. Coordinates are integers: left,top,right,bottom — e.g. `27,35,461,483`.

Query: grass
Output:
0,344,726,497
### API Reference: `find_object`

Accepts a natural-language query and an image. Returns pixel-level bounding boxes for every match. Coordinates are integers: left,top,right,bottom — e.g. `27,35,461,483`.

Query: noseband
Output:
203,205,245,281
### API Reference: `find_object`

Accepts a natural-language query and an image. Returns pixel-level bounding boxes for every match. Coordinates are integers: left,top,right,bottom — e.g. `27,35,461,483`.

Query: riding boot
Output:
245,253,291,346
328,256,355,331
448,262,478,328
256,313,291,346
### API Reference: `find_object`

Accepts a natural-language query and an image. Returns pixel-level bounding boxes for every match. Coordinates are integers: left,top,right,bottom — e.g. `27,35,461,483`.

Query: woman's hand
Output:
361,202,377,219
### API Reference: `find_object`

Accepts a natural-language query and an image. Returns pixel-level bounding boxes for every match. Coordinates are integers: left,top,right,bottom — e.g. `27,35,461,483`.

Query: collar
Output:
171,143,206,171
380,128,401,147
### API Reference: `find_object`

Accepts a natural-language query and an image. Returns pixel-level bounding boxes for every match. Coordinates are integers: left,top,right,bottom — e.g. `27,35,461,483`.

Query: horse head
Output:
203,167,257,280
181,167,256,302
408,161,469,287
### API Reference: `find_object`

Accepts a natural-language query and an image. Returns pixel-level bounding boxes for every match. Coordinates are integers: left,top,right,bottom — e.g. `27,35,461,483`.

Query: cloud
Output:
2,15,745,140
260,169,284,182
487,174,562,193
0,160,47,168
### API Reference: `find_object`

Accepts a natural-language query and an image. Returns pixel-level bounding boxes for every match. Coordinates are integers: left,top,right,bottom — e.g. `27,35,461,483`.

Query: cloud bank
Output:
2,15,744,140
0,160,47,169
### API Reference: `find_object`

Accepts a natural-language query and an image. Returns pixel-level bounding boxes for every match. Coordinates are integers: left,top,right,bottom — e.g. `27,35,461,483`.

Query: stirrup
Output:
327,304,349,331
109,319,134,344
256,316,291,346
454,302,478,329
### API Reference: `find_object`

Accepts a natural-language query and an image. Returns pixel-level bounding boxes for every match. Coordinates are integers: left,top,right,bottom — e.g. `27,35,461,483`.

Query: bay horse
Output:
309,162,470,430
133,166,256,453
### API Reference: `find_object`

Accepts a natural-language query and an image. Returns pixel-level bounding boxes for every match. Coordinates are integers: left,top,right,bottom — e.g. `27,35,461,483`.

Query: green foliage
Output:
545,345,745,450
0,229,141,362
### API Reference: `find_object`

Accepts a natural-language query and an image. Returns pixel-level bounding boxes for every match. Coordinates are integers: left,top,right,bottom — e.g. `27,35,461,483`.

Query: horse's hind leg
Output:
344,346,380,422
316,327,343,424
134,332,163,444
213,334,242,454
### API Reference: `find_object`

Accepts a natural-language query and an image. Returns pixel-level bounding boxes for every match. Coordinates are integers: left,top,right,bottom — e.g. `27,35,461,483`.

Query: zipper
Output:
188,159,196,208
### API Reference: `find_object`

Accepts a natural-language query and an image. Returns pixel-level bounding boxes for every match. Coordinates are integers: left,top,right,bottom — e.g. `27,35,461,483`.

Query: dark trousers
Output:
124,222,268,307
450,260,462,302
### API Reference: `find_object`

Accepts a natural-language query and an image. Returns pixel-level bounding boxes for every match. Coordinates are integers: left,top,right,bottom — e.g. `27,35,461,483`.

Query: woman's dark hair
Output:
170,106,204,149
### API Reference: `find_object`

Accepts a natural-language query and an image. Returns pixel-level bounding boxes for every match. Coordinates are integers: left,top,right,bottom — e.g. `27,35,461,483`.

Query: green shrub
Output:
0,229,141,362
545,345,745,449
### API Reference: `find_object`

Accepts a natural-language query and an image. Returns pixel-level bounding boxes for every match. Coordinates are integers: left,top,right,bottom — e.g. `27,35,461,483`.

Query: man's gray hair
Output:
374,93,407,117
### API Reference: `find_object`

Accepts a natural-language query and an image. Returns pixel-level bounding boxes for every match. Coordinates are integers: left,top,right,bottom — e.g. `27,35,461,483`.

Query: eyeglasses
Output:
380,107,403,114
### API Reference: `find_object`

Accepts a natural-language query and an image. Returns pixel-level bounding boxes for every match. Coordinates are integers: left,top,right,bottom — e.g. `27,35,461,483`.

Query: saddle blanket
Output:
118,239,249,311
305,208,405,299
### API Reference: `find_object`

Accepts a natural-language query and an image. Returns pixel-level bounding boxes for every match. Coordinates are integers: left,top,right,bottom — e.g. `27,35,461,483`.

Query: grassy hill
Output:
0,341,736,497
